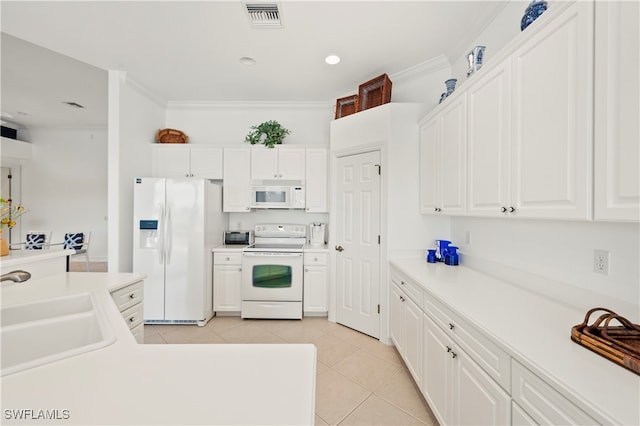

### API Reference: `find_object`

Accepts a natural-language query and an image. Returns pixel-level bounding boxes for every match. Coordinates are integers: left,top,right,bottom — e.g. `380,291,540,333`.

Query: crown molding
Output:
390,54,451,83
166,100,331,110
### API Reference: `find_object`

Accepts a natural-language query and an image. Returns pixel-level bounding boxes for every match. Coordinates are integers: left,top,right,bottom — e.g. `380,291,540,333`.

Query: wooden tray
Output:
358,74,392,111
335,95,359,119
571,307,640,375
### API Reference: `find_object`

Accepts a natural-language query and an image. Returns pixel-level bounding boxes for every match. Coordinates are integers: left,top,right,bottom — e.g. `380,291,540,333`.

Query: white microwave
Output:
250,185,305,209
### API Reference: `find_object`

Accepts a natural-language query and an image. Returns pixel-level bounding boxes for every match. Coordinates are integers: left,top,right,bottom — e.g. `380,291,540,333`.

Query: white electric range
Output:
241,224,306,319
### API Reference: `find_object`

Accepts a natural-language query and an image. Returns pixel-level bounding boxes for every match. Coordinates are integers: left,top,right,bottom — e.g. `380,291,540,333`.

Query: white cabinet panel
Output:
251,147,305,180
153,145,222,179
213,265,242,312
419,94,467,215
594,0,640,222
511,1,593,220
467,58,512,217
305,148,328,212
511,360,598,425
223,148,251,212
303,266,327,314
423,312,454,424
454,347,510,426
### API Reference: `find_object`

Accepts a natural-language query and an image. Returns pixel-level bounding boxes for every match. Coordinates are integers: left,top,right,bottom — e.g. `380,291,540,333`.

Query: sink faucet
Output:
1,270,32,283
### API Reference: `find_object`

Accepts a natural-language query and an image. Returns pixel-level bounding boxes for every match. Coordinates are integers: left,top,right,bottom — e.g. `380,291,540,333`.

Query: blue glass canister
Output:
521,0,548,31
436,240,451,262
426,249,437,263
445,246,459,266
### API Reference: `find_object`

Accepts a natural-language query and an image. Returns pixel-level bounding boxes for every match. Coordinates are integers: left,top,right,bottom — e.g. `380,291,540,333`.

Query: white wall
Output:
165,102,333,146
109,71,166,272
20,128,108,261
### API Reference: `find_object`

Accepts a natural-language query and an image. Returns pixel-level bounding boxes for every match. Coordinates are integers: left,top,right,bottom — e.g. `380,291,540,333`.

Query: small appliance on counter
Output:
308,222,326,246
224,231,254,246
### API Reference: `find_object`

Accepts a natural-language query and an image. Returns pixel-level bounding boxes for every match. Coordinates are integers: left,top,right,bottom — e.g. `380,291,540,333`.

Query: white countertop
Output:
0,273,317,425
390,259,639,426
0,249,73,269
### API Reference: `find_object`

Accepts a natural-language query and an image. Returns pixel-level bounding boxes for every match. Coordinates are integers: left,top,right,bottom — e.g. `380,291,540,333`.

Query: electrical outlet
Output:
593,249,610,275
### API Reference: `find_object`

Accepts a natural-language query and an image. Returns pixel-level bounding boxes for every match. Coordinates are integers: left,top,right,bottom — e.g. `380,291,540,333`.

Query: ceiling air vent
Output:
244,3,283,28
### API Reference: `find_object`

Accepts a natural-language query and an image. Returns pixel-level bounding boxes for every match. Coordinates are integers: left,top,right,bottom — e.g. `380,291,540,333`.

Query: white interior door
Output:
335,151,381,338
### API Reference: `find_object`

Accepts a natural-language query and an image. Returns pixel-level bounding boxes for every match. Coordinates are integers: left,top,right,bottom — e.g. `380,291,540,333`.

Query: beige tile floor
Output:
144,316,438,426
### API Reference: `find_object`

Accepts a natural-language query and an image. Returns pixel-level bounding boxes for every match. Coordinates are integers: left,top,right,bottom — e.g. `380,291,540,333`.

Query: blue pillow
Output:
64,233,84,250
26,233,46,250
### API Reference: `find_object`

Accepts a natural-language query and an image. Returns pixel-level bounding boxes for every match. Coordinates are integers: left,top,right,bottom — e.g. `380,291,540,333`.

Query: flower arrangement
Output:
244,120,291,148
0,198,27,228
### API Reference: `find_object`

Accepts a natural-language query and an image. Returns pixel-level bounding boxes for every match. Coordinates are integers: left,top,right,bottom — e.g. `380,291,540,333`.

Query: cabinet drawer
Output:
512,360,599,425
391,270,423,306
304,252,328,265
110,281,144,312
121,303,144,331
214,252,243,265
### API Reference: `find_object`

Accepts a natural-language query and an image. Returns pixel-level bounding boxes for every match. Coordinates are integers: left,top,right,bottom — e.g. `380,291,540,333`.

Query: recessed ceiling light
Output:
240,56,256,66
325,55,340,65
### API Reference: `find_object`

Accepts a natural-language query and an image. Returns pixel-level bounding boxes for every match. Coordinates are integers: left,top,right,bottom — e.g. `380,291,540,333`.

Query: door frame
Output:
329,143,390,343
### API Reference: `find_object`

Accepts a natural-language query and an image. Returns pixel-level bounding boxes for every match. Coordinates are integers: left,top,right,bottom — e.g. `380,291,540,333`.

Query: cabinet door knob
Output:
335,245,344,252
509,206,515,213
400,281,405,286
399,296,405,302
449,323,455,330
129,294,136,299
446,346,452,352
501,206,507,213
129,316,135,322
226,256,230,261
451,352,457,359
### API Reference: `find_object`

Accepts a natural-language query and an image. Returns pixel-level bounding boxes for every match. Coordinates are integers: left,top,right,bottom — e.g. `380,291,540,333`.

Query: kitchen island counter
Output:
0,273,316,425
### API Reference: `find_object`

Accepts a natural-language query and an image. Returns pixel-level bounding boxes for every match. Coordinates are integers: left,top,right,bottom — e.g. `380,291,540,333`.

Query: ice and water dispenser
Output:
138,220,159,249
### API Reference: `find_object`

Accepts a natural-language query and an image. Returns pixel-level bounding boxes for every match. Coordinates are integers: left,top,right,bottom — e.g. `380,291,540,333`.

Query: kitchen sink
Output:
1,293,94,326
1,293,116,376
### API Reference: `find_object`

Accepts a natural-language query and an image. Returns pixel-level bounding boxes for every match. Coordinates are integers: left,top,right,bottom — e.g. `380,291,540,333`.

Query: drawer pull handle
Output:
449,323,455,330
226,257,230,261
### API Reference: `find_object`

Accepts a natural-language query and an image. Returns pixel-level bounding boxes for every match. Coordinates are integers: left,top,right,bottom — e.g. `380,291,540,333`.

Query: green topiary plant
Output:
244,120,291,148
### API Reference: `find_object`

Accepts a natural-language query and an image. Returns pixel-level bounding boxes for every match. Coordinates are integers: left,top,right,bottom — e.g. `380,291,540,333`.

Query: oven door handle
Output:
243,252,302,257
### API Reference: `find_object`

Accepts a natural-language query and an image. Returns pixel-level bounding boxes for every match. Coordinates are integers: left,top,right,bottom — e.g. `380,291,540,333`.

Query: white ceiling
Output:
1,1,509,129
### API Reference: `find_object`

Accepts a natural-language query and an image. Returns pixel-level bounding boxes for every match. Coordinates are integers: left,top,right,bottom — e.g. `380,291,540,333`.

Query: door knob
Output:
335,245,344,252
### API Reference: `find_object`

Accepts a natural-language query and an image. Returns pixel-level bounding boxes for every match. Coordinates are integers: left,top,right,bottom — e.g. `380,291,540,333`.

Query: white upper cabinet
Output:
251,146,305,181
153,145,223,179
593,0,640,222
467,58,512,217
223,147,251,212
419,94,467,216
305,148,328,212
510,0,593,220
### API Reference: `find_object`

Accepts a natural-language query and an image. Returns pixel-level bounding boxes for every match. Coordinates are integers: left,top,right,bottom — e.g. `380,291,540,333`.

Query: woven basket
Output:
156,128,188,144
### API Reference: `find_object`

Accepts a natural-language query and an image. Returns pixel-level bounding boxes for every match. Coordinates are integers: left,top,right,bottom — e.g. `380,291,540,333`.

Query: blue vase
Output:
444,79,457,96
521,0,547,31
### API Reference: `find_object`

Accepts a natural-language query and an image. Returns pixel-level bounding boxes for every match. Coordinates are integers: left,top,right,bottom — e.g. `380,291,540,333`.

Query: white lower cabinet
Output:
303,251,328,315
110,281,145,344
422,313,510,425
390,272,423,387
213,252,242,313
511,361,598,425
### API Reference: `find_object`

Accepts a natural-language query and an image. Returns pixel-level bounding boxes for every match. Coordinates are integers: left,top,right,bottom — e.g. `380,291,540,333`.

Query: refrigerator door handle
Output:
158,205,165,265
165,206,172,264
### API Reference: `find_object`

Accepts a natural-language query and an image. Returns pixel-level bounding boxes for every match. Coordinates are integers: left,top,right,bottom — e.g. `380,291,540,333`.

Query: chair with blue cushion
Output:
25,231,50,250
64,231,91,271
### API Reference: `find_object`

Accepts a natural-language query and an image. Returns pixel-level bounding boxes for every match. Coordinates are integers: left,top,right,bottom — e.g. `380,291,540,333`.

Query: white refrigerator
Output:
133,177,227,326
